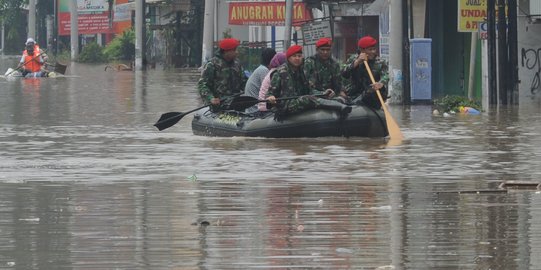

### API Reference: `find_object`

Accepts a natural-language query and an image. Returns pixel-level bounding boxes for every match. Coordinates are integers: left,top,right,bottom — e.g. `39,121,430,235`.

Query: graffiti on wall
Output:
521,47,541,95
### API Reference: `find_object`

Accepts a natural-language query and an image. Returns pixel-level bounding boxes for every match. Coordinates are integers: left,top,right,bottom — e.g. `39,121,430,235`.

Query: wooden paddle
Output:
154,93,242,131
363,61,404,140
153,106,207,131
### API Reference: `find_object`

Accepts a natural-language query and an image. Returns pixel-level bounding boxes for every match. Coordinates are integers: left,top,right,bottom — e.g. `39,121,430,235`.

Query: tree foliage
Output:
103,28,135,61
0,0,25,22
78,29,135,63
434,95,482,113
78,42,106,63
1,0,56,53
0,0,25,53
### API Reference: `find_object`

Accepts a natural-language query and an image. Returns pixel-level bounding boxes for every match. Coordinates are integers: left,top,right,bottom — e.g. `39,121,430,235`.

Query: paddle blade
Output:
228,96,260,111
5,68,14,76
54,63,67,74
364,61,404,141
153,112,184,131
375,90,404,140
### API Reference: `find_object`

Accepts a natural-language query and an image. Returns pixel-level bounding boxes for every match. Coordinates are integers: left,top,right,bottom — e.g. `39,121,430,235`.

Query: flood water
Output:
1,59,541,269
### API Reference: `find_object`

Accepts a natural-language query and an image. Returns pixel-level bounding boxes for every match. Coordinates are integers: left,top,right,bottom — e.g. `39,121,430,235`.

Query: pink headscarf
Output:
269,52,286,69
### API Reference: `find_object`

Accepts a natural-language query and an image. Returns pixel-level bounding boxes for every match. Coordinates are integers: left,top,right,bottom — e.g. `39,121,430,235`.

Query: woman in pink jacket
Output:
257,52,286,111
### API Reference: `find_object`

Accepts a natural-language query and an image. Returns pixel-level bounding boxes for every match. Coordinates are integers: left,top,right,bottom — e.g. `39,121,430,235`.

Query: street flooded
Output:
1,60,541,269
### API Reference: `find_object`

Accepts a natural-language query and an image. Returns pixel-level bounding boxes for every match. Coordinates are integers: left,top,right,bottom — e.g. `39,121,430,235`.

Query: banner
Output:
457,0,487,32
112,0,133,34
77,0,108,13
229,2,312,26
114,2,134,22
58,0,113,36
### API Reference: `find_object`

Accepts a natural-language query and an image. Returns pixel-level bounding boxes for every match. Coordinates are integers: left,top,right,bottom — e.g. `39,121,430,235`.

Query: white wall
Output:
517,17,541,108
215,0,249,42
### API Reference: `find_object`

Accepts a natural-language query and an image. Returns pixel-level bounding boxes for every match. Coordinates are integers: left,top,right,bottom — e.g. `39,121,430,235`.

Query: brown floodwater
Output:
1,59,541,269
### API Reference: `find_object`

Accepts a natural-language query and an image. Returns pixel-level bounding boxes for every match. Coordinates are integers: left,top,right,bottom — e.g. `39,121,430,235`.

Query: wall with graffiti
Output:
518,18,541,104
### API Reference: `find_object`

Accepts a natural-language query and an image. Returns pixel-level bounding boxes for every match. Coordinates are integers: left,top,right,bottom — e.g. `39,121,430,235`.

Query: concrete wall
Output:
517,17,541,108
215,0,249,43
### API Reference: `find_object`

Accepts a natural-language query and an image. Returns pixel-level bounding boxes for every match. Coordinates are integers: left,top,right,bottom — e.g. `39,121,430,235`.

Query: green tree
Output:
78,42,106,63
0,0,54,54
0,0,26,53
103,28,135,61
434,95,482,113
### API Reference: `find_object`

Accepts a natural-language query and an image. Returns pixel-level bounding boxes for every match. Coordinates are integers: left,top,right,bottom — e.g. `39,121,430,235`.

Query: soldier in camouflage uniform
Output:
198,38,247,111
303,37,346,102
266,45,351,120
341,35,389,109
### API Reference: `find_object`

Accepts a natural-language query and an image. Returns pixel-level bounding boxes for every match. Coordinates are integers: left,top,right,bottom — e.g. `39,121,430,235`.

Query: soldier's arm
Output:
197,62,216,104
378,60,390,86
303,58,321,92
267,70,282,98
303,59,325,95
332,62,345,96
239,67,248,94
341,55,356,79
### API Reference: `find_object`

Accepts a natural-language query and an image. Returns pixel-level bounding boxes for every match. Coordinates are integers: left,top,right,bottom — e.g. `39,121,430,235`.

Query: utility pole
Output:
54,0,57,55
507,0,519,105
389,0,404,104
402,0,411,103
1,22,4,55
284,0,294,48
497,0,508,105
467,32,478,100
487,0,497,105
46,15,54,52
28,0,36,39
134,0,144,70
202,0,215,65
70,0,78,60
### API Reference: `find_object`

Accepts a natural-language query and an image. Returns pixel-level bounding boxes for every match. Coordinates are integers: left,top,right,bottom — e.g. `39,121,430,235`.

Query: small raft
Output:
191,105,389,138
3,63,67,79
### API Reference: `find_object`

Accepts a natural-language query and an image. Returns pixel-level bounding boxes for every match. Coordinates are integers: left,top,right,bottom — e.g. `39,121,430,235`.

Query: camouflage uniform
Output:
267,63,321,118
341,54,389,109
198,51,247,111
303,55,344,96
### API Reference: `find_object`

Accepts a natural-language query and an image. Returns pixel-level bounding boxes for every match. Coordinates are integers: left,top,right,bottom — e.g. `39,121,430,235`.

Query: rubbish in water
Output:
459,106,480,115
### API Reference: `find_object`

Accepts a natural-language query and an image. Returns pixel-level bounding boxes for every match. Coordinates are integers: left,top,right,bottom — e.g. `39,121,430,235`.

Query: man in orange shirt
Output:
18,38,48,77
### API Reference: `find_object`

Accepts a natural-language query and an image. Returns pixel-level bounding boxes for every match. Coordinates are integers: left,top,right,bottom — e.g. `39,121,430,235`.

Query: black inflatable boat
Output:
191,105,388,138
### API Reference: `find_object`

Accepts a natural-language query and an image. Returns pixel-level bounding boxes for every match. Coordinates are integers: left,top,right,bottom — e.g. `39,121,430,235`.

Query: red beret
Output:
286,45,303,58
315,37,332,48
358,36,377,49
219,38,240,51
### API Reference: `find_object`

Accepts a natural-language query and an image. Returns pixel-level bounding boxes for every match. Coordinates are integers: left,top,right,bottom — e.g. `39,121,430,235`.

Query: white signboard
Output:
478,22,488,40
302,20,332,45
77,0,108,13
114,2,135,22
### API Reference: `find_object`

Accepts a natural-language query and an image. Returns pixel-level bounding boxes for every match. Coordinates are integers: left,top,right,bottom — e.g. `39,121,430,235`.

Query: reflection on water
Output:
1,62,541,269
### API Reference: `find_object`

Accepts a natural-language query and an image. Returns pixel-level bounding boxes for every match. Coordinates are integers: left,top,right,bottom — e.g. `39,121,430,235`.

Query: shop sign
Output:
458,0,487,32
229,2,312,26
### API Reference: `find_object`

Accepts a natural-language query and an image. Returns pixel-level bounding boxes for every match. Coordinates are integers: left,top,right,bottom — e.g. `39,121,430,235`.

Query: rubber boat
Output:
2,69,57,78
191,105,389,138
2,63,67,79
